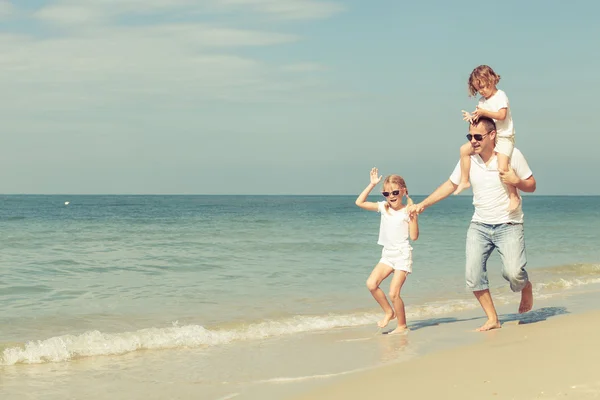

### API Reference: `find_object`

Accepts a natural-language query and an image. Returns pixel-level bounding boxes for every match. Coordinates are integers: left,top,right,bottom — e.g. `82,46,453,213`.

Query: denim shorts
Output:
465,222,528,292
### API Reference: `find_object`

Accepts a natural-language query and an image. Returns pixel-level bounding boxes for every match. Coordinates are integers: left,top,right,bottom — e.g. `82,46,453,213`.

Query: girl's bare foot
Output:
475,319,501,332
508,194,521,212
388,325,409,335
377,311,396,328
453,182,470,195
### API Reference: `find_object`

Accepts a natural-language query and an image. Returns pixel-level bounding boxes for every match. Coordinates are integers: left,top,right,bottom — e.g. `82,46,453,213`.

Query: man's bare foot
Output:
377,311,395,328
475,320,502,332
508,195,521,212
519,281,533,313
453,182,470,195
388,325,409,335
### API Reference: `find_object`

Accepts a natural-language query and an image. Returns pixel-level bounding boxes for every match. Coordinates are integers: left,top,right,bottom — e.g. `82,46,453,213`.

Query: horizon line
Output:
2,193,599,197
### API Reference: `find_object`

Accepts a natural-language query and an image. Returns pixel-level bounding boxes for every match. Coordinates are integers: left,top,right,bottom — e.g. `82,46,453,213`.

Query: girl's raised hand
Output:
472,106,486,121
461,110,474,123
370,167,382,185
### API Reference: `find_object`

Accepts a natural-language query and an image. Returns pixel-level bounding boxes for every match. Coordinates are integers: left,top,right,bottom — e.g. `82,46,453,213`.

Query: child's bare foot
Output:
388,325,409,335
518,281,533,313
475,319,501,332
453,182,470,195
377,311,395,328
508,194,521,212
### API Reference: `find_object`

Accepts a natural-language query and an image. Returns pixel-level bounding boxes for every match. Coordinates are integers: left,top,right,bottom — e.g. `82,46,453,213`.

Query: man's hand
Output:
407,203,425,217
499,167,521,187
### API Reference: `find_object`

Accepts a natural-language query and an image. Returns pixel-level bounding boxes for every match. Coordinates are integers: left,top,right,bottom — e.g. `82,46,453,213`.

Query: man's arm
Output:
518,176,537,192
413,179,457,213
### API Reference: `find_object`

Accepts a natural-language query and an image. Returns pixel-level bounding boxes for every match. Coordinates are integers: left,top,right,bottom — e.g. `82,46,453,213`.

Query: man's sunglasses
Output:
466,133,489,141
382,190,401,197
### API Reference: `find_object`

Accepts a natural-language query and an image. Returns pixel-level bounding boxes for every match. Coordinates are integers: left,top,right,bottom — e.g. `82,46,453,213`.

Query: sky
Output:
1,0,599,195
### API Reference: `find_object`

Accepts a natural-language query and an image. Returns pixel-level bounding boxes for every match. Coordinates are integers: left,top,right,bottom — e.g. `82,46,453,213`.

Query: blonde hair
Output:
468,65,501,97
382,174,413,213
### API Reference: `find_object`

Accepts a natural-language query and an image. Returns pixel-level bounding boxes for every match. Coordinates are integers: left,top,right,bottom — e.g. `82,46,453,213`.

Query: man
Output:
410,116,535,331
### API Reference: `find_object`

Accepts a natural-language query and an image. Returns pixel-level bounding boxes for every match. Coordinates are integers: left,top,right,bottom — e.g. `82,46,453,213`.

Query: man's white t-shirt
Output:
478,89,514,138
450,148,533,224
377,201,411,249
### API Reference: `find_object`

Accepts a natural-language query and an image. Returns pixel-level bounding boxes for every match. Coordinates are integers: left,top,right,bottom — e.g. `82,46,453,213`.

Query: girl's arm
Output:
409,213,419,241
355,167,381,211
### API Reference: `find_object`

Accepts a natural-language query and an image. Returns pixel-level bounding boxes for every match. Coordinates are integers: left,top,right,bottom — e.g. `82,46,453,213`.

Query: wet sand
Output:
290,309,600,400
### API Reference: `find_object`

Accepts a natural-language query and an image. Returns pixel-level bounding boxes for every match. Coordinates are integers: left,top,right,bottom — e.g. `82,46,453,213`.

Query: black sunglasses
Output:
382,190,401,197
466,133,489,141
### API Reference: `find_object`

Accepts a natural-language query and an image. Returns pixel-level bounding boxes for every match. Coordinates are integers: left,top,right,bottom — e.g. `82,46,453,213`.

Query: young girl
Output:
455,65,520,212
355,167,419,334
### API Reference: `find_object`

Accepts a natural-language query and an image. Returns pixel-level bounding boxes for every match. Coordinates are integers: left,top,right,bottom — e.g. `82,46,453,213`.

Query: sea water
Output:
1,195,599,399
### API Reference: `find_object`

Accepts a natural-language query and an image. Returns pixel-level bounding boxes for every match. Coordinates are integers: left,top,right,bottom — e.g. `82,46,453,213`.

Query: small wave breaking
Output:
4,268,600,366
1,299,478,366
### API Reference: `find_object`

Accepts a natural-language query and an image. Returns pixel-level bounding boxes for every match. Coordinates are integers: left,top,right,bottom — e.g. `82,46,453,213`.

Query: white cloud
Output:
32,0,343,25
0,30,287,109
33,0,199,26
215,0,343,20
0,0,343,125
34,4,106,25
283,62,329,72
0,0,13,18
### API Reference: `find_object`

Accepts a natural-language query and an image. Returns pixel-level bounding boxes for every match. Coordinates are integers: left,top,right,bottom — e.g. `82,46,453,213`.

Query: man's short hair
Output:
471,116,496,133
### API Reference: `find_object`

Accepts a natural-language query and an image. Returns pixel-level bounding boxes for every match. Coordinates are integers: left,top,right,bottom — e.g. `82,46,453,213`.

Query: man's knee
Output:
503,266,528,291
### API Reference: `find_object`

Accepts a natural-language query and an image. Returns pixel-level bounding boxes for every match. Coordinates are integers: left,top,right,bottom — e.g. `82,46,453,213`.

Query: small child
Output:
455,65,520,212
355,168,419,334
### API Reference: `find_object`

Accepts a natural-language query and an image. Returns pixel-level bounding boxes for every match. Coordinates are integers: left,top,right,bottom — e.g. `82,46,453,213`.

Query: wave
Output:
537,277,600,290
1,298,478,366
535,263,600,276
3,266,600,366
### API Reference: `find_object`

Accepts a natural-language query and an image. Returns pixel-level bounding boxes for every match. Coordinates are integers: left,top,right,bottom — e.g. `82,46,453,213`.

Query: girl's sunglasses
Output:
382,190,401,197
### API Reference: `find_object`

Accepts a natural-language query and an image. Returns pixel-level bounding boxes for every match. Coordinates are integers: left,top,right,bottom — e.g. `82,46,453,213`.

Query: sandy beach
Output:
290,309,600,400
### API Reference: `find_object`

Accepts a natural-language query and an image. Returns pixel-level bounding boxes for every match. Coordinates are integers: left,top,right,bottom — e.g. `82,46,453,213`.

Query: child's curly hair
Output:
468,65,501,97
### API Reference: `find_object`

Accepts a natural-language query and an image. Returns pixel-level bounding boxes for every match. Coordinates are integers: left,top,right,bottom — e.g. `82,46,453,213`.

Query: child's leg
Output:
366,263,395,328
387,270,409,334
453,142,473,195
497,152,520,212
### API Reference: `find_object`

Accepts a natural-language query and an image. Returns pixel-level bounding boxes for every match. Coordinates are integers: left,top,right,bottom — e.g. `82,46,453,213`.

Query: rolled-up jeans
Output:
465,222,529,292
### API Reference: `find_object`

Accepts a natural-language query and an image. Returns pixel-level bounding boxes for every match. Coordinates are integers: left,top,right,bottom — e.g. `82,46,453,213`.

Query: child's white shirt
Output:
478,89,514,138
377,202,411,250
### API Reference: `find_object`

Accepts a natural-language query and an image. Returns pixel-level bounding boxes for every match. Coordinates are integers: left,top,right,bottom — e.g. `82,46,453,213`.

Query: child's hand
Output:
406,203,424,217
370,167,382,185
461,110,474,123
472,106,486,121
499,167,520,186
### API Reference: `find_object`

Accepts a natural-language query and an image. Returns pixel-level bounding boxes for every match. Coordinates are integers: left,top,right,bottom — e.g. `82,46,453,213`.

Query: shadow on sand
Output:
500,306,569,325
399,306,569,333
406,316,480,331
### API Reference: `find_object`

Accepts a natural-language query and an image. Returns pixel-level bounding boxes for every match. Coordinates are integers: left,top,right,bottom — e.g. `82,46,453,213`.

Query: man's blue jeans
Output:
465,222,529,292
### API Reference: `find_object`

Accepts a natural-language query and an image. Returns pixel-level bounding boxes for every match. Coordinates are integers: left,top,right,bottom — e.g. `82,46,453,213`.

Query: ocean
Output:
1,195,599,399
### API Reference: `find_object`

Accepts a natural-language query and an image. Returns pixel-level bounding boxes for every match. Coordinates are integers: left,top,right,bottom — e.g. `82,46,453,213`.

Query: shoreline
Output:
289,308,600,400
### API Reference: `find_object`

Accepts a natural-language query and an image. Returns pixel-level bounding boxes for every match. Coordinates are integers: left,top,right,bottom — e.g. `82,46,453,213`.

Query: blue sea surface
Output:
0,195,599,366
